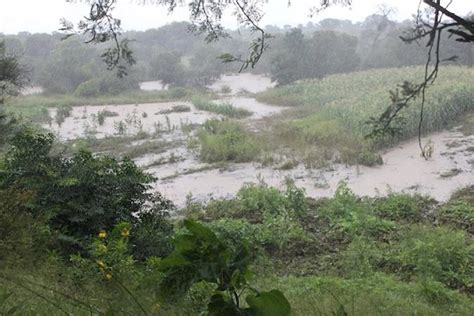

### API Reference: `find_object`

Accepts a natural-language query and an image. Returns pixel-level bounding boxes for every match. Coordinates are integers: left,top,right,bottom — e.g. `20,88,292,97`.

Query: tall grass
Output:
192,97,252,118
257,66,474,145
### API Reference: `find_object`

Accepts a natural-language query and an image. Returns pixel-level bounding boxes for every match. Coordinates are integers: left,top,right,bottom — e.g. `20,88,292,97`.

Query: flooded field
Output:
153,129,474,206
44,73,474,207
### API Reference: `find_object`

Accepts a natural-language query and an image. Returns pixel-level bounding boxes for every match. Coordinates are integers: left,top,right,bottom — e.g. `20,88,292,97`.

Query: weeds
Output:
192,97,252,118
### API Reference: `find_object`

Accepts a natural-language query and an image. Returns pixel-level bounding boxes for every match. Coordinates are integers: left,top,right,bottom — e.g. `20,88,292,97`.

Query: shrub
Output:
385,225,473,291
372,193,435,222
158,219,291,315
0,129,155,256
0,189,49,267
198,119,260,163
436,186,474,234
54,104,73,126
74,79,101,97
320,183,396,240
130,194,175,261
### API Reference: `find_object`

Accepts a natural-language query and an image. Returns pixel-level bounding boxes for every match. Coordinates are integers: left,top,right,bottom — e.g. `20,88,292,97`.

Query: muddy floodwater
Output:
45,73,473,207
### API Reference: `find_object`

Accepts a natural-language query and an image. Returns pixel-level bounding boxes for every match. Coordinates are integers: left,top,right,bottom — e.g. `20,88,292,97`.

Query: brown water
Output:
151,130,474,206
45,73,474,207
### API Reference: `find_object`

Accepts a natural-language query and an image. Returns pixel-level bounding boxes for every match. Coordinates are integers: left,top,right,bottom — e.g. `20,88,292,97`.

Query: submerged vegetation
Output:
196,119,260,163
192,97,253,118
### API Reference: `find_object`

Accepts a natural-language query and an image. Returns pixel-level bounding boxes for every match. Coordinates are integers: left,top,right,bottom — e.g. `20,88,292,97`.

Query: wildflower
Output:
152,303,161,311
105,272,113,280
121,227,130,238
98,230,107,239
96,260,106,269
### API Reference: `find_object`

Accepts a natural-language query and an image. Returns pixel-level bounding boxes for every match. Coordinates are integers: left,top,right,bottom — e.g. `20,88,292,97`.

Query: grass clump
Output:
192,97,252,118
156,104,191,114
197,119,260,163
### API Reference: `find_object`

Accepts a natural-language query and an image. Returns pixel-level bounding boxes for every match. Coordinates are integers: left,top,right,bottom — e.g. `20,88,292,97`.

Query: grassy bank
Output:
255,66,474,165
2,181,473,314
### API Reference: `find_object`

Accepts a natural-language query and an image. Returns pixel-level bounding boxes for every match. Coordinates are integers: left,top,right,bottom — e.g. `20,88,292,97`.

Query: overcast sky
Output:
0,0,472,34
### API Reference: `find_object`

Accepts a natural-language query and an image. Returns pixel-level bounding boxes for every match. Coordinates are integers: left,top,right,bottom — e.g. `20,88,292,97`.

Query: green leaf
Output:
246,290,291,316
207,293,241,316
183,219,218,241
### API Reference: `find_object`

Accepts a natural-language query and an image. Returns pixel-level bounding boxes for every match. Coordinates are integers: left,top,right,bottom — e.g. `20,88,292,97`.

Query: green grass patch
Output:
192,97,252,118
197,119,260,163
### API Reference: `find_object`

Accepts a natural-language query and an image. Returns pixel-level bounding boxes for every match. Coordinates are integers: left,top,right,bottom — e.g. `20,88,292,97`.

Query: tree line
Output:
1,15,472,95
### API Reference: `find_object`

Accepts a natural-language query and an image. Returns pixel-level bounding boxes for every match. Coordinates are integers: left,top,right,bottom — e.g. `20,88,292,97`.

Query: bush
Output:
74,79,101,97
320,183,396,240
372,192,435,222
385,225,473,291
437,186,474,234
0,189,49,267
198,119,260,163
130,194,175,261
0,129,156,255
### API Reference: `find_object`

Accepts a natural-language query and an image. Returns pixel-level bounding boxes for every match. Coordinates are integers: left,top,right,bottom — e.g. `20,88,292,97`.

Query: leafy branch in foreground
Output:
159,219,291,315
60,0,136,77
366,0,474,158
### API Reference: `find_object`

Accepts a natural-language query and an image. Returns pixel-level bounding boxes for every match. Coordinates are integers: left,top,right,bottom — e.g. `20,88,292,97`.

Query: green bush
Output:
0,189,49,267
158,220,291,315
0,129,163,256
129,194,175,261
74,78,101,97
372,192,435,222
385,225,473,291
198,119,260,163
320,183,396,239
438,186,474,234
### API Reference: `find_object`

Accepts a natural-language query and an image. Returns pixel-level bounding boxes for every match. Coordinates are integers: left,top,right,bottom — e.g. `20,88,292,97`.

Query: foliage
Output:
0,40,26,104
159,219,291,315
372,192,435,222
437,186,474,234
320,182,396,240
270,29,359,85
256,66,474,163
0,189,48,267
0,129,155,255
130,194,175,261
197,119,260,163
384,225,473,292
192,98,252,118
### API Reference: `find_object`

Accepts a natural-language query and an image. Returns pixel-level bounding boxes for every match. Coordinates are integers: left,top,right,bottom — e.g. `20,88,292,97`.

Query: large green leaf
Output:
246,290,291,316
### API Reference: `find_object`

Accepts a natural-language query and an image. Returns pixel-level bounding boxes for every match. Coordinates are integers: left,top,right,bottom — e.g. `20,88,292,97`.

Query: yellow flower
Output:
105,272,113,280
98,230,107,239
96,260,106,269
121,227,130,238
152,303,160,311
